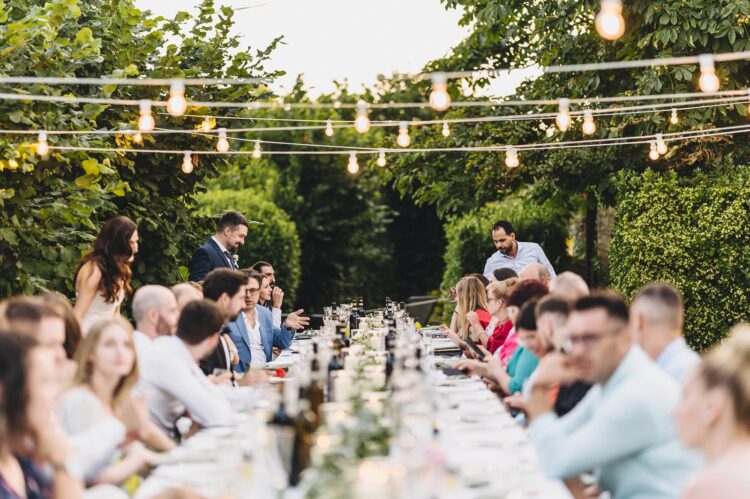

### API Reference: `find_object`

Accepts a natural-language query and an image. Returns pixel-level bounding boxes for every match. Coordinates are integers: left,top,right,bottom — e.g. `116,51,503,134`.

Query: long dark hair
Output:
0,332,37,454
75,216,137,304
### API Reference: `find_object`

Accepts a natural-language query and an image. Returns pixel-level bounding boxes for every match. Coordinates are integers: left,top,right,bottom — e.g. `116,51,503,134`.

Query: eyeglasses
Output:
245,288,260,295
567,328,623,348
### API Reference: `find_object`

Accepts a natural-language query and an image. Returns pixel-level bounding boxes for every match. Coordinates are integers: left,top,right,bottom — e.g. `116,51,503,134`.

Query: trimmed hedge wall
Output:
195,188,302,303
608,165,750,350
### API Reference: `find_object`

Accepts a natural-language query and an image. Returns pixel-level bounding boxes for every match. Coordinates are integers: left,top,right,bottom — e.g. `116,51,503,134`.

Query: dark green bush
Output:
195,188,301,303
441,196,572,294
608,164,750,350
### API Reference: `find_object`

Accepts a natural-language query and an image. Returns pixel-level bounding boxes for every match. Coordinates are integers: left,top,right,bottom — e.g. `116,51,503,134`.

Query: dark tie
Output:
223,250,236,269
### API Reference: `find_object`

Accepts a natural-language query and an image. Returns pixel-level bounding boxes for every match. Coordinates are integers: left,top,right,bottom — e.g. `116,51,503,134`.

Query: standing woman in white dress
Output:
74,216,139,335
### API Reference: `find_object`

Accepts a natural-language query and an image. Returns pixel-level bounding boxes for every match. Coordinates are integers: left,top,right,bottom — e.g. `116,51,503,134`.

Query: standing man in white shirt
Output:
630,283,699,383
483,220,556,281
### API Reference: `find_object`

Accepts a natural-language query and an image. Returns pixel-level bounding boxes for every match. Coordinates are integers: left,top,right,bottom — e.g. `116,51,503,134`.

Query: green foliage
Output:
441,194,573,294
608,163,750,350
194,188,301,303
0,0,281,296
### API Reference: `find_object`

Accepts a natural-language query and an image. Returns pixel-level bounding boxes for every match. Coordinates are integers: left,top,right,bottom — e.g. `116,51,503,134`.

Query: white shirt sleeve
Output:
272,307,282,329
58,387,107,435
534,244,557,278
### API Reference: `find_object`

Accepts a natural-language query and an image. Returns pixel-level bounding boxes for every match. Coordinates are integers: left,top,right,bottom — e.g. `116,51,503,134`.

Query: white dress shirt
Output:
244,313,267,367
211,235,235,268
483,241,557,280
271,307,282,329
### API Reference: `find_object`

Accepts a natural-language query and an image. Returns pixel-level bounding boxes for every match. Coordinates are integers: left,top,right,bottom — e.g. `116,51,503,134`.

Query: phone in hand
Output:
442,367,469,377
465,336,486,360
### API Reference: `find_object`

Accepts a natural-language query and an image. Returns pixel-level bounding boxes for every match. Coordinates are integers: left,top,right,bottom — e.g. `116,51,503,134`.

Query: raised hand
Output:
272,287,284,308
284,309,310,330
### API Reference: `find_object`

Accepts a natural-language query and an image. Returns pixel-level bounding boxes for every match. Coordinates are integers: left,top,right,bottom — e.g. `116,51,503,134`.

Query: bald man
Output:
132,285,180,365
519,263,552,287
630,283,699,383
550,271,589,300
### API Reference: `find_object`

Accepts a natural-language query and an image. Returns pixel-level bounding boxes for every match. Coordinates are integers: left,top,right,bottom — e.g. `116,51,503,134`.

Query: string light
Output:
397,122,411,147
181,152,193,173
347,152,360,174
8,158,18,168
252,140,262,159
167,80,187,116
36,131,49,156
670,108,679,124
648,141,660,160
655,133,668,155
377,150,387,167
556,98,571,132
698,55,720,93
441,121,451,137
138,100,155,132
354,101,370,133
595,0,626,41
582,110,596,135
429,72,451,111
216,128,230,152
505,146,519,168
200,117,213,133
133,132,143,144
325,119,334,137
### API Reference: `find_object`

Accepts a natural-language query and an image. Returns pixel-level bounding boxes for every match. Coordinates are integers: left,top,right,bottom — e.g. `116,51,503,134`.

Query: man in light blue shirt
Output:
483,220,556,280
630,283,699,383
526,292,702,499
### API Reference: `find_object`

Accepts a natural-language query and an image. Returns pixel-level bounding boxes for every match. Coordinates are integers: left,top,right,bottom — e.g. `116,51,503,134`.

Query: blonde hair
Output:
699,323,750,432
455,276,490,340
487,277,519,302
73,316,138,409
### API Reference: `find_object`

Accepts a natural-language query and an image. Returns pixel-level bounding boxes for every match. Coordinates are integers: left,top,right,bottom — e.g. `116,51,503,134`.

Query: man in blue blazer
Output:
227,271,310,372
188,210,249,282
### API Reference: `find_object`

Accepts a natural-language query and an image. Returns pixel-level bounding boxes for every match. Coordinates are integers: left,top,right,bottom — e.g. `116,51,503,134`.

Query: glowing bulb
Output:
354,101,370,133
36,131,49,156
582,110,596,135
429,72,451,111
556,98,571,132
167,80,187,116
397,122,411,148
347,152,360,175
283,103,292,111
133,132,143,144
138,100,155,132
8,159,18,168
215,128,230,153
595,0,626,41
200,117,213,133
441,121,451,137
698,55,720,93
376,150,387,167
181,152,193,173
648,141,660,161
670,109,679,125
325,119,334,137
655,133,668,155
505,147,519,168
252,140,262,159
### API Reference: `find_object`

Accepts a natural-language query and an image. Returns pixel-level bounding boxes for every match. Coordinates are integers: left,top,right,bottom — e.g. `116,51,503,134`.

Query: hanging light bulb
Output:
595,0,626,41
397,122,411,148
655,133,668,155
181,152,193,173
133,131,143,144
376,150,387,167
504,147,519,168
648,141,660,161
698,55,720,93
347,152,360,175
36,131,49,156
582,110,596,135
283,103,292,111
556,98,571,132
325,119,334,137
167,80,187,116
138,100,155,132
670,108,679,125
252,140,262,159
354,101,370,133
429,72,451,111
216,128,230,153
441,121,451,137
200,117,213,133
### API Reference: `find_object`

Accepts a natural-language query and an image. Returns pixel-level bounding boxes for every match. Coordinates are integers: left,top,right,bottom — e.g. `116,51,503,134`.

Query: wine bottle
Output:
289,399,317,486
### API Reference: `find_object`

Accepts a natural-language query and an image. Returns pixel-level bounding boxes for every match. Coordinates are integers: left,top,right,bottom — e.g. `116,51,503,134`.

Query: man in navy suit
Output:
227,271,309,372
188,210,249,282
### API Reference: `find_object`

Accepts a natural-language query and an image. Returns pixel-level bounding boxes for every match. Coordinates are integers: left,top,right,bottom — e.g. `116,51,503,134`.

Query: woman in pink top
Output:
495,279,548,365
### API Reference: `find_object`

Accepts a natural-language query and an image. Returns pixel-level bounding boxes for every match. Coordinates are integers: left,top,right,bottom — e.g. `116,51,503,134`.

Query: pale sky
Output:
135,0,533,97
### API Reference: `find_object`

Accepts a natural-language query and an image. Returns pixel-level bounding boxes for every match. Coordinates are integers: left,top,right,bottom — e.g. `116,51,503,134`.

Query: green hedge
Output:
608,165,750,351
441,196,572,294
195,188,302,303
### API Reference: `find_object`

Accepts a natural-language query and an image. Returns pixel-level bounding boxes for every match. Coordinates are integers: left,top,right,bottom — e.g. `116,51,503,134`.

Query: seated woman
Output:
494,279,548,365
441,275,491,355
58,317,174,487
466,277,518,354
0,332,83,498
678,323,750,499
456,300,541,396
